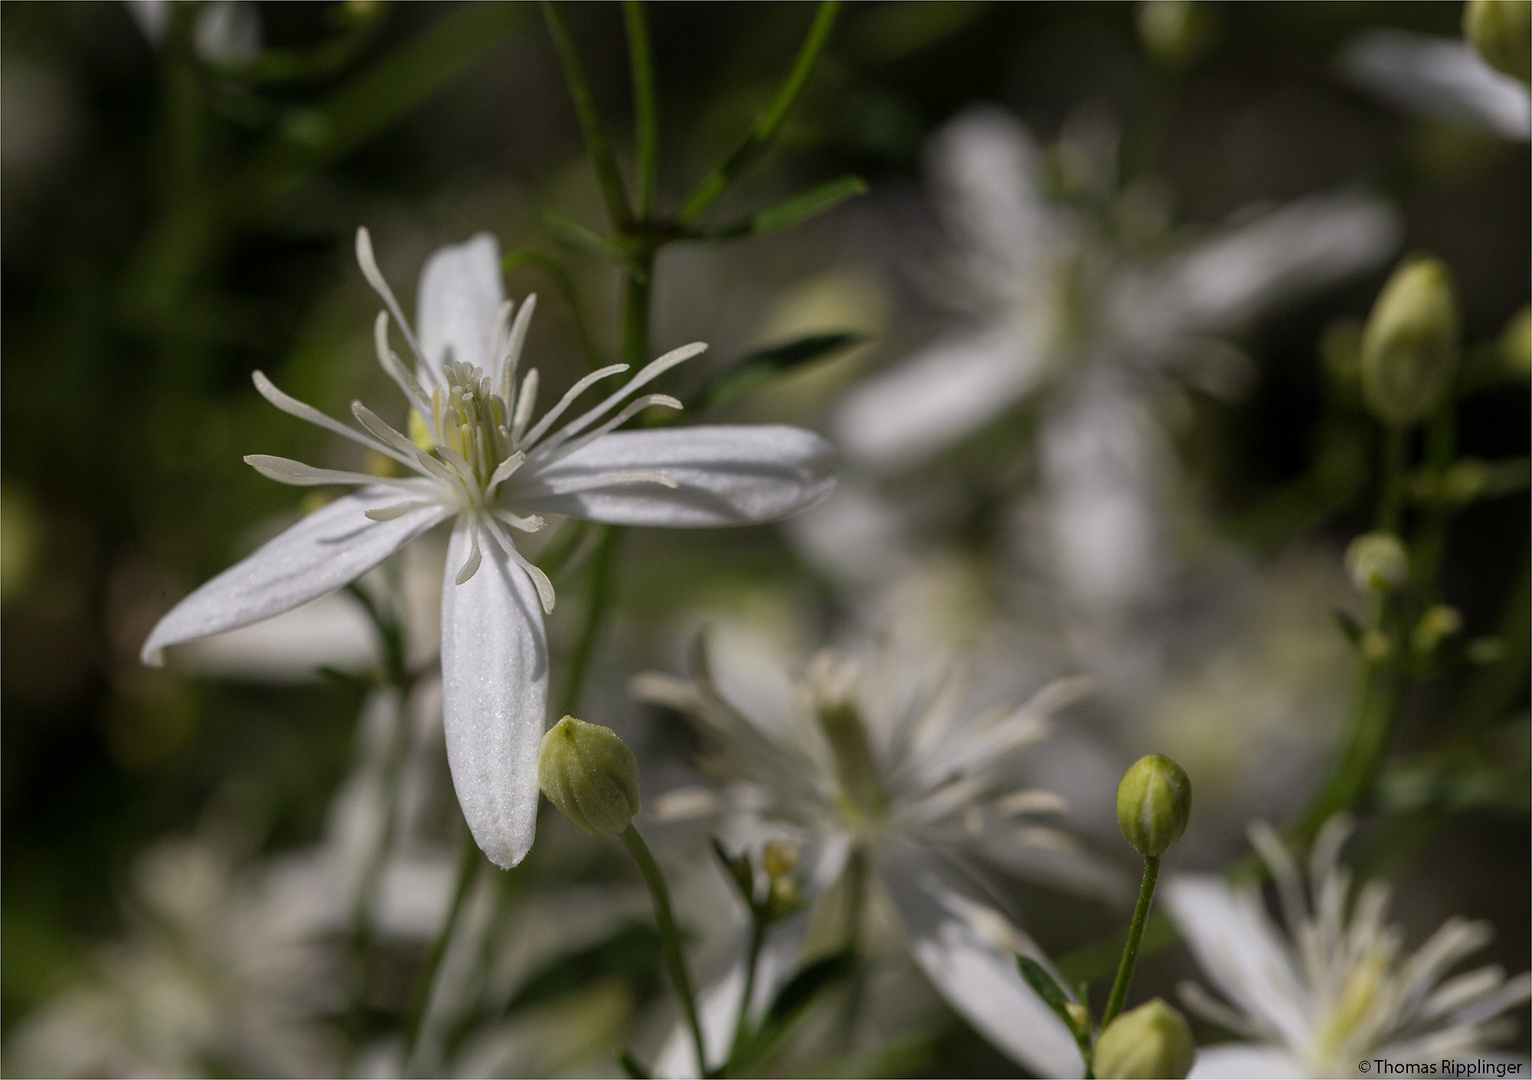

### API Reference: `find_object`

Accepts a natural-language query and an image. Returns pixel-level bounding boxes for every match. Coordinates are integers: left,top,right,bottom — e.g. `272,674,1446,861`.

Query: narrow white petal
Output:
488,450,527,490
351,403,460,486
365,500,437,521
833,324,1044,471
511,368,539,446
519,363,630,449
373,310,434,420
243,454,425,491
356,227,429,373
141,488,450,665
510,425,835,527
499,293,537,405
1343,30,1532,140
251,370,415,471
881,847,1085,1078
416,232,504,381
545,341,706,447
454,522,483,585
530,394,683,467
1186,1045,1304,1080
440,517,548,869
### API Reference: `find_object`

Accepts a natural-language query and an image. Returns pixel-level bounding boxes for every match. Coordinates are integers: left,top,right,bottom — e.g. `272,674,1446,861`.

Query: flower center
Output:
818,698,889,827
1309,945,1391,1070
428,361,512,496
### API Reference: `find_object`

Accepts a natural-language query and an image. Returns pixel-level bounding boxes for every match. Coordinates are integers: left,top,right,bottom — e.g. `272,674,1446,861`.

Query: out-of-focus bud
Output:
1116,755,1191,857
1500,307,1531,378
538,715,640,836
1320,317,1364,398
1346,532,1409,594
1464,0,1531,83
1092,999,1197,1079
1360,629,1394,663
1360,258,1459,427
762,839,799,879
1138,1,1218,68
1066,1002,1090,1032
1413,604,1464,654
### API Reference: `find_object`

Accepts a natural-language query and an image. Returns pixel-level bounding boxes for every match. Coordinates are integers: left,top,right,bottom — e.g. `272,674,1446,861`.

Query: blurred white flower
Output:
8,835,340,1078
141,228,835,870
634,633,1116,1077
1167,816,1532,1079
834,107,1401,473
1342,29,1531,141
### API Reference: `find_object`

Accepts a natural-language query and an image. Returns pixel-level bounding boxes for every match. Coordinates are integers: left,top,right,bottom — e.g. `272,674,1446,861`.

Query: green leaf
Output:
693,176,867,240
732,951,854,1071
703,332,866,407
709,836,755,905
541,212,647,280
1331,609,1365,648
617,1048,652,1079
1016,954,1077,1034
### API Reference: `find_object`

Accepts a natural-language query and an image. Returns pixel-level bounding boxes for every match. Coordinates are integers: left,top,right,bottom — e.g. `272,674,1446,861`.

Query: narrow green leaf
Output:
541,1,632,229
709,836,755,905
1331,609,1365,647
704,332,866,407
693,176,867,240
617,1048,652,1079
1016,954,1075,1031
730,951,854,1072
541,212,647,280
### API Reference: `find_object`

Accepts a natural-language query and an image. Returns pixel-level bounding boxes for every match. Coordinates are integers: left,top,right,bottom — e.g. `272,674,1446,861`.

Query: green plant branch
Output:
1100,855,1161,1028
557,524,620,717
502,249,605,369
622,824,709,1077
541,1,633,230
623,1,660,219
401,827,480,1075
678,1,841,224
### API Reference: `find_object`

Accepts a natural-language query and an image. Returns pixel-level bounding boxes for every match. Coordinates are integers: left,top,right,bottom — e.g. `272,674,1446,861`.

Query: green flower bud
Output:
1413,604,1463,655
1500,307,1531,378
1360,258,1459,427
538,715,641,836
1116,755,1191,857
1138,0,1218,69
1092,999,1196,1080
1464,0,1531,83
1346,531,1409,595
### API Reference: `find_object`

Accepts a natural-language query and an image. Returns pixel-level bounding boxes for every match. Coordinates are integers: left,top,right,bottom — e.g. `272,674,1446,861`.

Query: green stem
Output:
730,915,769,1061
1375,425,1408,533
622,824,708,1076
541,1,632,229
678,1,841,224
622,251,655,371
557,524,620,717
623,0,659,219
1101,855,1160,1028
400,828,479,1074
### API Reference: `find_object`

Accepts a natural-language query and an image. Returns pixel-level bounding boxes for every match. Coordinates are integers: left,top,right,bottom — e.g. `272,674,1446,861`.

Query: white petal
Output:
1187,1044,1304,1079
881,846,1085,1078
141,488,449,665
440,518,548,869
1343,30,1532,141
172,591,379,680
833,324,1043,471
511,425,835,527
1163,875,1311,1053
1140,192,1401,338
930,106,1053,286
416,233,504,385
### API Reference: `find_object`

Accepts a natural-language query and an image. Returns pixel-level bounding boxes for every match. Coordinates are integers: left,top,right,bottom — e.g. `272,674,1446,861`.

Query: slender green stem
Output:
401,827,479,1074
730,915,769,1060
1101,855,1160,1028
1375,425,1408,533
541,1,632,229
622,824,708,1076
623,0,659,219
502,249,605,369
1410,401,1457,595
678,1,841,224
557,524,620,717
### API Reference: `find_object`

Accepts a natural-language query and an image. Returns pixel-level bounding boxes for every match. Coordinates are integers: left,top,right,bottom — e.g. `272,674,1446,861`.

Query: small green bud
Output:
1137,0,1218,68
1500,307,1531,378
1092,999,1196,1080
1359,629,1394,664
1464,0,1531,83
1360,258,1459,427
537,715,641,836
1116,755,1191,857
1413,604,1464,655
1346,531,1410,594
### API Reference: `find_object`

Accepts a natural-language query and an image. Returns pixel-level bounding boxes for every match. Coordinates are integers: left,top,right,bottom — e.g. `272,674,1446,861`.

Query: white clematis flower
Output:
635,634,1118,1078
1166,815,1532,1079
141,228,835,869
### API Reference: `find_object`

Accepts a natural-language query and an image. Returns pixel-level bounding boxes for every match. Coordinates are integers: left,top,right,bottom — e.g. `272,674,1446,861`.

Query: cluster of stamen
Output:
434,361,513,492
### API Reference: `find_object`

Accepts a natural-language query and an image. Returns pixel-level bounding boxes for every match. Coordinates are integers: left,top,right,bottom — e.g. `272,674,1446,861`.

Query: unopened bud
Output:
1346,532,1409,594
1092,999,1196,1080
1360,258,1459,427
1360,629,1394,663
1138,0,1217,68
1413,604,1463,654
1464,0,1531,82
1116,755,1191,857
1500,307,1531,378
538,716,640,836
762,839,799,879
